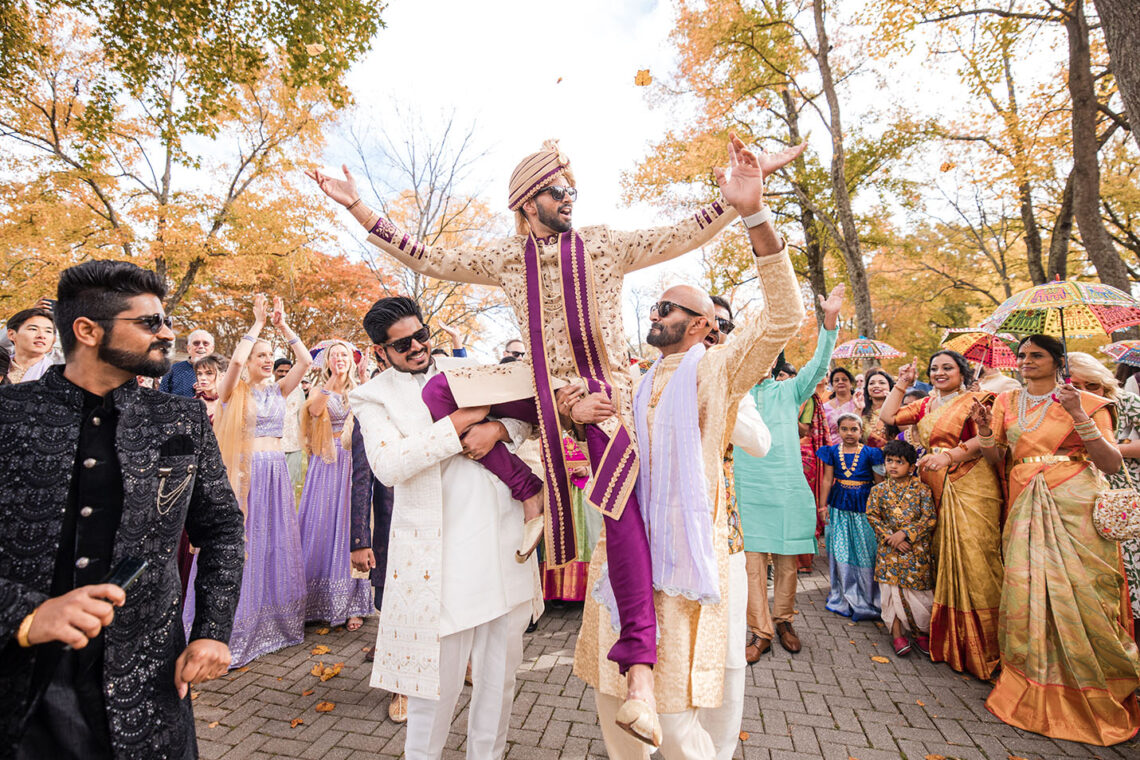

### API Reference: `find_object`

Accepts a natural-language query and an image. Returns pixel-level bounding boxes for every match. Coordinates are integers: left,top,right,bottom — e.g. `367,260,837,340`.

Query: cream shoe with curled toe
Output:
615,698,662,750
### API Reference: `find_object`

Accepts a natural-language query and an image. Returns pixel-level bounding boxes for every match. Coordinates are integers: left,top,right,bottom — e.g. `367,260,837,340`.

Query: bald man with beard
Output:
574,213,805,757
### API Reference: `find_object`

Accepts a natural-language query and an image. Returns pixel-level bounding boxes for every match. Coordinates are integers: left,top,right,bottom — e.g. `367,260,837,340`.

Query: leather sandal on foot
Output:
516,515,544,562
615,698,662,749
388,693,408,723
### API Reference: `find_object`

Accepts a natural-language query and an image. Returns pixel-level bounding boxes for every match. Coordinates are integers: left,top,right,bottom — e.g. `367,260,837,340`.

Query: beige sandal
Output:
615,697,662,749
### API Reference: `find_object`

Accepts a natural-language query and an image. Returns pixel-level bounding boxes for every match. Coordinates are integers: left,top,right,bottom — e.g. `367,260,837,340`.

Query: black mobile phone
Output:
103,557,148,593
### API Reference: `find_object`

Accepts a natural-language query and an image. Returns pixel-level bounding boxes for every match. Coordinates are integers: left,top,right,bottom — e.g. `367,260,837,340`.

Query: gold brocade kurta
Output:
573,250,804,713
363,204,738,442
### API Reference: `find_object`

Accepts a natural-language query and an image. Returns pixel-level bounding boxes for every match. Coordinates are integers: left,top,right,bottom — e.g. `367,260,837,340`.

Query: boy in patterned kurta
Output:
866,439,936,657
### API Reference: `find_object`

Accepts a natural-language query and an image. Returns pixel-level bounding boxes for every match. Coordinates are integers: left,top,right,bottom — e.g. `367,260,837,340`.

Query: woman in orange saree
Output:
972,334,1139,746
881,350,1003,679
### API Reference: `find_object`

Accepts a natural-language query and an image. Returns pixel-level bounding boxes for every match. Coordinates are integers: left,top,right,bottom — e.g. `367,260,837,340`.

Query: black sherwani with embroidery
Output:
0,367,244,759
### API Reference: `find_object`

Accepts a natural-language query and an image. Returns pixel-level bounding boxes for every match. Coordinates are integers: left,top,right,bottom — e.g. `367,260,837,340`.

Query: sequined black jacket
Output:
0,367,245,758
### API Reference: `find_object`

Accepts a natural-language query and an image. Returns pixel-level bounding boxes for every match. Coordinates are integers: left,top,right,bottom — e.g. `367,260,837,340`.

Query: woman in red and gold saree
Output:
798,383,830,572
972,335,1139,746
881,350,1003,680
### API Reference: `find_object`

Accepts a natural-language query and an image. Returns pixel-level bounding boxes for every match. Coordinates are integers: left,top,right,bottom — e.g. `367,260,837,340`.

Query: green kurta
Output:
734,327,837,554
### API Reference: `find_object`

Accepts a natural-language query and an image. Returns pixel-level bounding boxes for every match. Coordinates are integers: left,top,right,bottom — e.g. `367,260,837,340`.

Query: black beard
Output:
536,202,572,233
98,339,173,378
646,320,687,348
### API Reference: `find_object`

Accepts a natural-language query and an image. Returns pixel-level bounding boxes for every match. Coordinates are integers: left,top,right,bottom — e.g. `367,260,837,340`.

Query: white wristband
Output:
741,205,773,229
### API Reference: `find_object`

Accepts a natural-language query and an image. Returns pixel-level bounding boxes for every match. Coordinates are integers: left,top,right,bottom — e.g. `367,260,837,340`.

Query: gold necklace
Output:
839,444,864,479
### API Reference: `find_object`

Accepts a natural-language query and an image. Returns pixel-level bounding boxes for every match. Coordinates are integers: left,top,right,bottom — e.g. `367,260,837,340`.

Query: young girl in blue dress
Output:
817,413,884,621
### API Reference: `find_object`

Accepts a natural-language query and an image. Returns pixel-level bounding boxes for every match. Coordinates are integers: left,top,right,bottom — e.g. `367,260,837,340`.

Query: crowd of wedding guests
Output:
5,278,1140,753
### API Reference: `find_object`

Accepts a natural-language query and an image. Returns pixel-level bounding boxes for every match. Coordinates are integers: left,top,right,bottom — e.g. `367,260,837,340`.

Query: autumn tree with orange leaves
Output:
0,2,382,318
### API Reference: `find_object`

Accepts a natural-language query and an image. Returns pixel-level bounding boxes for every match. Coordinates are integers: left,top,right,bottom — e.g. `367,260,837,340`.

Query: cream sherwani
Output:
574,249,804,758
361,204,738,443
349,357,540,759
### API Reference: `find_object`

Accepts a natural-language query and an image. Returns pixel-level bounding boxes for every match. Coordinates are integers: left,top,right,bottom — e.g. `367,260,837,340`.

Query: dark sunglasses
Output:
650,300,701,319
383,325,430,354
716,317,735,335
105,313,174,334
537,186,578,202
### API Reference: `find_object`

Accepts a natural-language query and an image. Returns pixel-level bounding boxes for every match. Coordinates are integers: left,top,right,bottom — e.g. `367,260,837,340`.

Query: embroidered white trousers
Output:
595,552,748,759
404,602,530,760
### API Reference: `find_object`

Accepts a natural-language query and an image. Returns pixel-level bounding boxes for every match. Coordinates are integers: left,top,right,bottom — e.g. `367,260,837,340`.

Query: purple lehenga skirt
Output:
297,442,372,625
184,451,305,667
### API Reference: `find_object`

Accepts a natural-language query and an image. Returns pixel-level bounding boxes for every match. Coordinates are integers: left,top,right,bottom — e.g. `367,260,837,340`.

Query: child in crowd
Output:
817,413,884,621
866,439,936,656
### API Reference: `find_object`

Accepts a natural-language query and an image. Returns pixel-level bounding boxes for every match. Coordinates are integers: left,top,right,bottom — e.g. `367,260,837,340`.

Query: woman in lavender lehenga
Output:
184,294,313,668
298,341,372,630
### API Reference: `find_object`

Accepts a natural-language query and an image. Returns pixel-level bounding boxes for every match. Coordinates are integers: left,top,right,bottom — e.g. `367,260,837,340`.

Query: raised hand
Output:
305,164,360,208
714,133,807,215
270,296,286,330
252,294,269,327
896,360,917,390
968,397,993,434
819,283,845,319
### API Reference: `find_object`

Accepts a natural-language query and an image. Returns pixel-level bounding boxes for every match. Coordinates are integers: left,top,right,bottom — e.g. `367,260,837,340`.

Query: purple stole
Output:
524,231,639,567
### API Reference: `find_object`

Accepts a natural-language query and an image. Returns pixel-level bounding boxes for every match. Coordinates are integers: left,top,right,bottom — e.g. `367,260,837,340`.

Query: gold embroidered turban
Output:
507,139,573,211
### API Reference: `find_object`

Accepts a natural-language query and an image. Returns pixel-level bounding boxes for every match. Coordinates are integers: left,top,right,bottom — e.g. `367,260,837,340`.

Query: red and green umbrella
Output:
977,279,1140,375
941,328,1018,369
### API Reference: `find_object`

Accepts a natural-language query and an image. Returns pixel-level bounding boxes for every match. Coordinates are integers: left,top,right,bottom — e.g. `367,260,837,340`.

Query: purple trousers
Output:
422,373,656,671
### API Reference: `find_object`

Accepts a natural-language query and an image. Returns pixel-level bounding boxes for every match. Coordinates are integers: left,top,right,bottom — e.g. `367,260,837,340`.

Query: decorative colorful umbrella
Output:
1102,340,1140,368
940,328,1019,369
977,279,1140,375
309,339,362,370
831,336,905,360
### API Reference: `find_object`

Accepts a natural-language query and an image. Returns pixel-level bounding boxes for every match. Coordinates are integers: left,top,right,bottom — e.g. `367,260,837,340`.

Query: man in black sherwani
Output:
0,260,244,759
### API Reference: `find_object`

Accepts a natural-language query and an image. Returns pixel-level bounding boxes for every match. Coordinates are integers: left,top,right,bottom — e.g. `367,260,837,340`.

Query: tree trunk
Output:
1093,0,1140,152
812,0,875,337
1047,171,1076,280
782,89,828,326
1066,0,1131,290
1019,180,1047,284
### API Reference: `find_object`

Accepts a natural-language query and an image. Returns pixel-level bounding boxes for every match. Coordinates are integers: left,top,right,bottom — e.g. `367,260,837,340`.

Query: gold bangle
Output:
346,197,362,212
16,610,36,648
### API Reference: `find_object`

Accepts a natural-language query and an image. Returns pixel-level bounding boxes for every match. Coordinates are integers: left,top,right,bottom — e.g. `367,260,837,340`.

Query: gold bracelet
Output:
979,433,996,448
16,610,36,648
346,197,362,212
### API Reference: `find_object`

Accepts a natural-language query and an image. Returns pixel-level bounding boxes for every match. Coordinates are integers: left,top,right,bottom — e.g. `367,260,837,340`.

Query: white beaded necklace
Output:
1017,385,1059,434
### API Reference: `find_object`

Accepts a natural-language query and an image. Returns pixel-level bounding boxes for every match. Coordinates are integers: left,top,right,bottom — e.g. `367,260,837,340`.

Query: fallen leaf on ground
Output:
207,721,219,728
301,689,314,696
849,640,856,644
315,701,335,712
311,645,331,655
310,662,323,677
234,666,250,673
739,731,749,741
1008,756,1029,760
634,69,652,86
924,755,946,760
190,691,200,700
290,718,304,728
916,700,925,707
870,656,890,664
276,677,282,681
316,627,330,635
319,662,344,682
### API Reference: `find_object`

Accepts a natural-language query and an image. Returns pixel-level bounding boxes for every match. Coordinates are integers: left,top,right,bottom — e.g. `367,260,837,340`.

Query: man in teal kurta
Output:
734,285,843,658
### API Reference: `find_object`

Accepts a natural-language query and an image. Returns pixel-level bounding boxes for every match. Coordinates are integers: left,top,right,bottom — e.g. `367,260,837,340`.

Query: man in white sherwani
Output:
349,296,541,760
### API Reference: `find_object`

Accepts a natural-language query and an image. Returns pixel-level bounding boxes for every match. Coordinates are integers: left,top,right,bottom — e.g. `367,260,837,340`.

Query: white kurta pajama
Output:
349,357,540,760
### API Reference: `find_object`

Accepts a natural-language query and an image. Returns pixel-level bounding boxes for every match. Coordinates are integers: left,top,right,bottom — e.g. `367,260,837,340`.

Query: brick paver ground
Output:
193,558,1140,759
